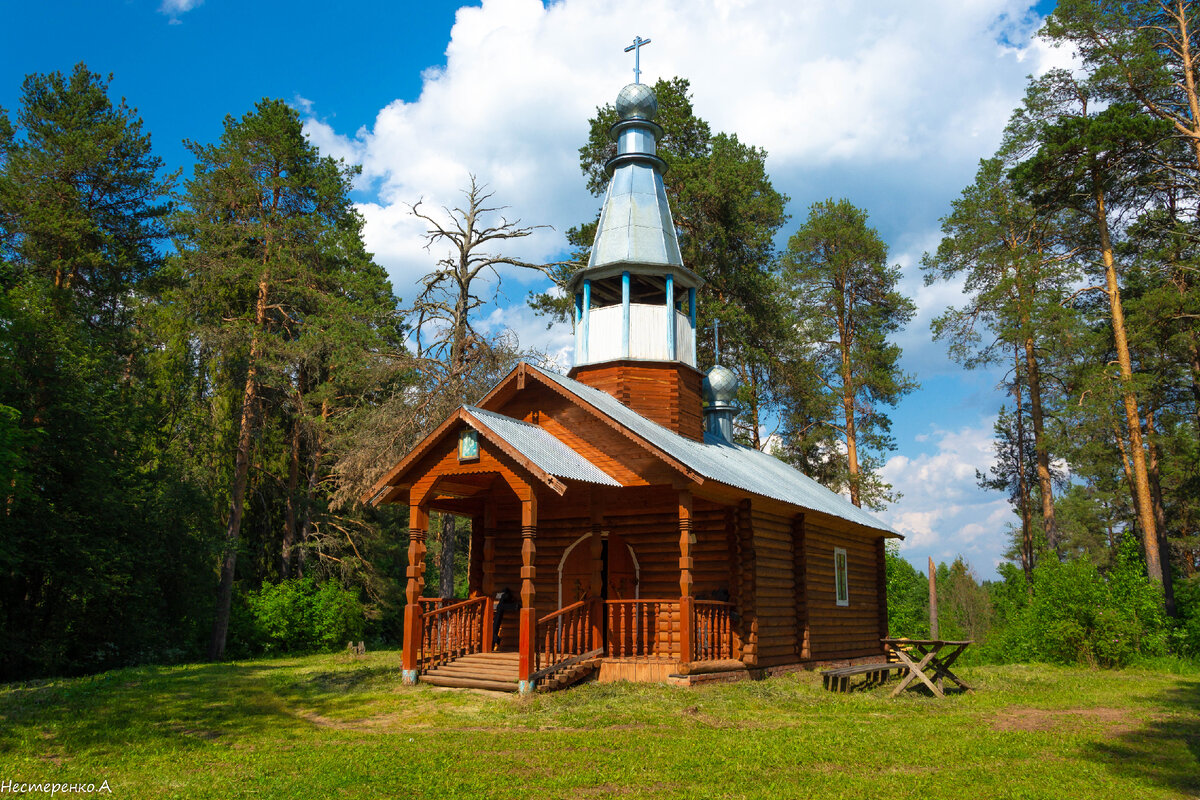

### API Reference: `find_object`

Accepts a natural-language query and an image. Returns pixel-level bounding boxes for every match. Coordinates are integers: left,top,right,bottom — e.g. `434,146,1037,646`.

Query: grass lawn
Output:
1,651,1197,799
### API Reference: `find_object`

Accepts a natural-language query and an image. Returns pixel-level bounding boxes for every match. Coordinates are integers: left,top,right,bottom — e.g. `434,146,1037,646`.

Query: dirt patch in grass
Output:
991,707,1137,735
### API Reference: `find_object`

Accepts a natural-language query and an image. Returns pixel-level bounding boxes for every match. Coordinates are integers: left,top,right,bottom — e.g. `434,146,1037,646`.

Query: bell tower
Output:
567,73,705,441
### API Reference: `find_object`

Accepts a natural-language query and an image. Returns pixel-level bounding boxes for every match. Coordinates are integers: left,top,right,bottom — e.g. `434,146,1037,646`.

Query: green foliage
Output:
0,64,219,680
233,578,365,656
995,535,1168,667
885,542,929,638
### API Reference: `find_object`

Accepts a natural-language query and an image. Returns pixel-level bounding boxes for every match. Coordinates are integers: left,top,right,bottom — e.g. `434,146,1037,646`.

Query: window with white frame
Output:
834,547,849,607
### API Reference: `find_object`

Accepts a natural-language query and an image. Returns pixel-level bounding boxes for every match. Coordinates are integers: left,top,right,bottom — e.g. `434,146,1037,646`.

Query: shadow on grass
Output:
1084,679,1200,796
0,655,407,757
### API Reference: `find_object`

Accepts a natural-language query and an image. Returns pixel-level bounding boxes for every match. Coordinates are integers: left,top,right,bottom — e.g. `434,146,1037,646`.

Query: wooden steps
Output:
418,651,600,693
421,652,520,692
537,658,599,692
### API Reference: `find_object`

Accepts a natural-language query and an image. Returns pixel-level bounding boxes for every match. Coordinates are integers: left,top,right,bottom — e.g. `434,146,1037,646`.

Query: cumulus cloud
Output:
160,0,202,24
295,0,1056,577
878,418,1015,576
302,0,1059,318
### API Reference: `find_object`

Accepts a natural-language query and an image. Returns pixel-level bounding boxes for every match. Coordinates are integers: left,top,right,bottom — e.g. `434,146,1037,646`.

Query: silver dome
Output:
615,82,657,121
702,364,739,408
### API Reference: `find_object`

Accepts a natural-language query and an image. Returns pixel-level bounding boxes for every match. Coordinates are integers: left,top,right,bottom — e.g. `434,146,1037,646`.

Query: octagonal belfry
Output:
567,82,705,440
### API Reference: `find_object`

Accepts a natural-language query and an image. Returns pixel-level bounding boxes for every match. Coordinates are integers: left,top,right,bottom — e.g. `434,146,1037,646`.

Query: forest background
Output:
2,0,1199,679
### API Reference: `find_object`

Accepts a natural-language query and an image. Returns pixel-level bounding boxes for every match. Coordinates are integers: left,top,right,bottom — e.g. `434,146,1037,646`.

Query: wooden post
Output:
480,504,496,653
401,504,429,684
928,556,939,639
589,493,604,654
737,499,757,668
517,493,538,693
678,489,695,665
876,538,888,649
793,514,809,660
928,556,941,691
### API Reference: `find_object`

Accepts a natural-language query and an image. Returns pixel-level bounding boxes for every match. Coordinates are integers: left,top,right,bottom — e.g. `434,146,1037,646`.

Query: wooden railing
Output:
692,600,735,661
419,597,450,613
606,599,681,659
534,599,596,678
420,596,488,669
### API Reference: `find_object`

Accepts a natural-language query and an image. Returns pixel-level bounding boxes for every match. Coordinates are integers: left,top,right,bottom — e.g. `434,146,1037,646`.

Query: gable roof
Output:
464,406,619,488
364,404,619,505
524,364,899,537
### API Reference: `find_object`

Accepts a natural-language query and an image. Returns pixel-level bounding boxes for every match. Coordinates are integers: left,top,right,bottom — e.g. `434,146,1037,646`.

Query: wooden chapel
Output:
364,76,901,694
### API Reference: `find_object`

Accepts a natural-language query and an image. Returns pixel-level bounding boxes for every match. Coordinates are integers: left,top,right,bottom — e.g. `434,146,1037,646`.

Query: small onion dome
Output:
615,82,657,121
702,364,739,409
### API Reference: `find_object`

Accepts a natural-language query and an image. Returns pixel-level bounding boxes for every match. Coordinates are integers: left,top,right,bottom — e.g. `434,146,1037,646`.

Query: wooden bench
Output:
821,663,908,693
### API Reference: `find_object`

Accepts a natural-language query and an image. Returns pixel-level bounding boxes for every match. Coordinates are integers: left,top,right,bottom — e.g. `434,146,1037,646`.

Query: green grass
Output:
1,652,1197,799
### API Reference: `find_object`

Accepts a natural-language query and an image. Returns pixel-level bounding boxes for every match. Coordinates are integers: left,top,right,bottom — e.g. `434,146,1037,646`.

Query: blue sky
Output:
4,0,1067,579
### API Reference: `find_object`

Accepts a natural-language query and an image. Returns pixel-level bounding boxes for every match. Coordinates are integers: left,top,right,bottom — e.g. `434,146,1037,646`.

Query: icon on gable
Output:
458,429,479,462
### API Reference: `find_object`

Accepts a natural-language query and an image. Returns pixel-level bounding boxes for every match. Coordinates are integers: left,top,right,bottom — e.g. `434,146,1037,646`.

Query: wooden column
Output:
401,504,429,683
481,504,497,652
589,493,604,653
678,489,695,665
737,499,757,668
876,537,889,649
517,493,538,693
793,513,809,660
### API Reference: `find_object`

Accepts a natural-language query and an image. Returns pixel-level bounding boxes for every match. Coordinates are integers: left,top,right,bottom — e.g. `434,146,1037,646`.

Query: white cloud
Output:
160,0,202,23
293,0,1055,580
878,418,1015,577
301,0,1058,348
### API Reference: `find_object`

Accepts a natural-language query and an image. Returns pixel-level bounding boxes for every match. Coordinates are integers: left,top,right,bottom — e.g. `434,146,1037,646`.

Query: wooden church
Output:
365,76,901,693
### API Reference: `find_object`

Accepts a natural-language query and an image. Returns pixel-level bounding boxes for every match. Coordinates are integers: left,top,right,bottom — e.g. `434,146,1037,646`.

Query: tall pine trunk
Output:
439,513,457,599
1095,192,1163,587
208,271,268,660
1021,324,1057,554
1013,344,1034,581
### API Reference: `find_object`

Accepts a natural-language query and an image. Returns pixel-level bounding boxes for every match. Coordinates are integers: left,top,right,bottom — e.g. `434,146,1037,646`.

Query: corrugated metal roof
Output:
464,406,620,487
527,365,898,535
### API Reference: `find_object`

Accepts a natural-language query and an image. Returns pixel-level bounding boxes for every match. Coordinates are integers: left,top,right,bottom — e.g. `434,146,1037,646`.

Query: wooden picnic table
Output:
881,638,973,698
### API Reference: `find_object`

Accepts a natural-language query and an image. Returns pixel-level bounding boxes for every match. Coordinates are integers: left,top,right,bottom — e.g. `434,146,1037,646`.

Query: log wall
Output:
568,361,704,441
750,506,798,668
802,521,885,661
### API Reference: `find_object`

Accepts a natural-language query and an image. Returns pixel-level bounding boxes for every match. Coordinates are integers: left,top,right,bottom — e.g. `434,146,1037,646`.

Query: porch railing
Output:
605,599,681,659
420,596,488,669
532,599,599,680
692,600,735,661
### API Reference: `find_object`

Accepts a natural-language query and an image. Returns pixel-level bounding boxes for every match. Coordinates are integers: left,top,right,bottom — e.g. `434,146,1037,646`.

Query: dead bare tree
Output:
409,175,551,598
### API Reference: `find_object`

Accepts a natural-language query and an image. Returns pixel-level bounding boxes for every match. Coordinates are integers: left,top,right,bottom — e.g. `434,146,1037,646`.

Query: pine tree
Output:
169,99,398,659
777,199,917,510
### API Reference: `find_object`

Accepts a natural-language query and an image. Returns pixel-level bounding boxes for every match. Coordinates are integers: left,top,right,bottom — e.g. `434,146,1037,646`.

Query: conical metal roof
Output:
566,83,701,294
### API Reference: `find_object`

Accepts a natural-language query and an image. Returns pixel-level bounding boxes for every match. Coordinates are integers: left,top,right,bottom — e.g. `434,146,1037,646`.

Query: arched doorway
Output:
558,531,639,608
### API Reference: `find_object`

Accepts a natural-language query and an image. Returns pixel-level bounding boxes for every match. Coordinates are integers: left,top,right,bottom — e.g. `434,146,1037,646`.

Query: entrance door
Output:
558,532,639,607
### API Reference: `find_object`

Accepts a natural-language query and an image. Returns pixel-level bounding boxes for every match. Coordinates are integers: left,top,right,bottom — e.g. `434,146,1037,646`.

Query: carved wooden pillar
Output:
793,513,809,660
517,493,538,693
401,504,429,683
678,489,695,665
481,504,497,652
589,492,604,653
737,499,757,668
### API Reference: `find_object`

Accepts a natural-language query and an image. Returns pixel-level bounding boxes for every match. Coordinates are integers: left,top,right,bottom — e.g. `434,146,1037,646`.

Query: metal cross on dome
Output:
624,35,651,84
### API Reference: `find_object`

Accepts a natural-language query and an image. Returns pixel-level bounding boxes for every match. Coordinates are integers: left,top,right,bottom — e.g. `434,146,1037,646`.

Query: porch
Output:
414,593,738,692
